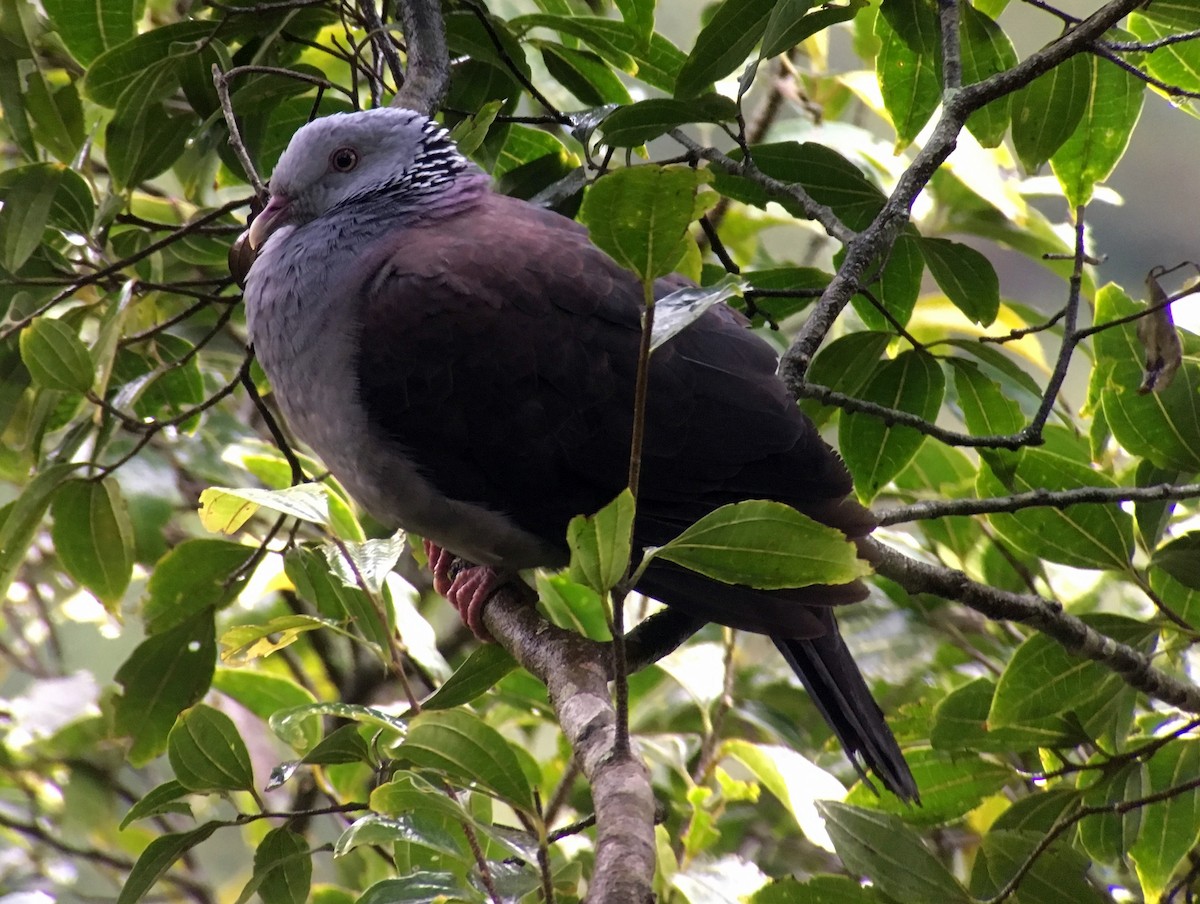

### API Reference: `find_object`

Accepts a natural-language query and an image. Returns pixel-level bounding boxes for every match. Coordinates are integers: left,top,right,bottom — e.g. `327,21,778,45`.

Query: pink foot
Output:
422,540,504,641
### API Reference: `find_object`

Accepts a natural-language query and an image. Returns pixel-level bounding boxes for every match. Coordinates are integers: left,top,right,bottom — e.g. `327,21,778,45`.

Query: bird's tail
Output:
774,631,919,803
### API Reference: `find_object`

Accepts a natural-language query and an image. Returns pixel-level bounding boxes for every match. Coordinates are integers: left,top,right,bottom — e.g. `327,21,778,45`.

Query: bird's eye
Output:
330,147,359,172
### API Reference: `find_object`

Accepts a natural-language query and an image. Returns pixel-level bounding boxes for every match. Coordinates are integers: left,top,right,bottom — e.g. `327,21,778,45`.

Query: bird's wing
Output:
356,193,871,623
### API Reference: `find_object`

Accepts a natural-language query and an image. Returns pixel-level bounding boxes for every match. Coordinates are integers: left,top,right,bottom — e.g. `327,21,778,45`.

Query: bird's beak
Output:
247,194,293,251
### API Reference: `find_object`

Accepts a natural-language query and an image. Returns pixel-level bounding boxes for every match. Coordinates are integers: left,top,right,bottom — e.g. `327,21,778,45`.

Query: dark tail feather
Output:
774,631,919,803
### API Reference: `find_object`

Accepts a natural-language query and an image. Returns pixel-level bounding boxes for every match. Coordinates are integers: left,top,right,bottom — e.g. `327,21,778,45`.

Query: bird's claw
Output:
423,539,502,641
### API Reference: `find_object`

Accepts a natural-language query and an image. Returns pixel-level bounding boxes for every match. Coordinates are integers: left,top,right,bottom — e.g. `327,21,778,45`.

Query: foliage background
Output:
4,0,1200,901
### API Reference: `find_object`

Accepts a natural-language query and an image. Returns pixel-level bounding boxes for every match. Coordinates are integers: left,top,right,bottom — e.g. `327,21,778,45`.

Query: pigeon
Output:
240,107,917,801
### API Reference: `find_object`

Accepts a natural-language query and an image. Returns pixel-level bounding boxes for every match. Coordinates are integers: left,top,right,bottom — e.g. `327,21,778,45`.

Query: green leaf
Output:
878,0,940,52
970,829,1109,904
248,827,311,904
989,614,1156,745
841,350,946,503
844,747,1009,826
220,614,349,665
114,612,217,766
600,95,736,147
399,709,536,814
801,331,892,427
931,677,1066,752
212,669,320,751
674,0,776,98
919,237,1000,326
1011,54,1092,172
875,10,940,149
752,876,881,903
647,499,870,589
422,643,518,711
43,0,136,64
959,5,1017,147
0,162,61,271
301,723,371,765
567,489,636,594
819,801,972,903
0,463,78,601
119,781,192,830
356,874,463,904
83,20,215,107
1093,284,1200,471
761,0,818,58
949,358,1023,437
579,164,711,283
1078,762,1146,866
143,539,257,634
1152,531,1200,590
538,41,632,106
1049,56,1144,207
21,68,84,163
51,477,134,609
167,703,255,793
198,483,330,534
116,822,221,904
20,317,93,392
614,0,654,45
849,231,924,329
1129,740,1200,902
105,65,192,190
977,448,1134,571
1129,11,1200,95
269,701,407,744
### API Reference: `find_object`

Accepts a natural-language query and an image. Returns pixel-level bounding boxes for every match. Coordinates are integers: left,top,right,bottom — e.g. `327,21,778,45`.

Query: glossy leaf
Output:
801,331,892,427
875,11,940,149
841,350,946,503
356,874,463,904
820,801,972,903
143,539,257,634
614,0,654,45
989,614,1156,744
50,477,134,609
114,612,217,765
1011,54,1091,172
1129,740,1200,902
398,709,536,814
878,0,940,52
1078,762,1146,866
0,162,61,271
105,65,192,190
652,275,747,350
674,0,776,98
850,231,924,329
116,822,221,904
167,704,255,793
949,358,1023,437
43,0,136,64
567,488,636,594
977,448,1134,571
969,829,1108,904
0,463,77,601
250,827,311,904
648,499,871,589
83,21,215,106
212,669,320,751
960,5,1017,146
601,95,736,146
1129,11,1200,95
1050,56,1144,207
919,237,1000,326
421,644,518,710
931,677,1066,752
539,42,632,106
579,165,711,283
20,317,93,392
119,781,192,830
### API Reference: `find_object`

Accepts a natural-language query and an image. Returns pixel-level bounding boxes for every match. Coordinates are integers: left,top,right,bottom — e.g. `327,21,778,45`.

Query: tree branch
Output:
480,583,656,904
866,538,1200,712
392,0,450,114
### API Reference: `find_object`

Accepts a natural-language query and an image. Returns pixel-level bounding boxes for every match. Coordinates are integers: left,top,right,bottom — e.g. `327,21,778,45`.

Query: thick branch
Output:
866,538,1200,712
481,583,656,904
392,0,450,114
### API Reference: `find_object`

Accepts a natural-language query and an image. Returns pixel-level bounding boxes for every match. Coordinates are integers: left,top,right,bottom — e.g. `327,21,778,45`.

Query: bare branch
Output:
392,0,449,114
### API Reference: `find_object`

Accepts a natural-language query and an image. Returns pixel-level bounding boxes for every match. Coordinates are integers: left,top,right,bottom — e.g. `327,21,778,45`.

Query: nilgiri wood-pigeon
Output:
240,107,917,801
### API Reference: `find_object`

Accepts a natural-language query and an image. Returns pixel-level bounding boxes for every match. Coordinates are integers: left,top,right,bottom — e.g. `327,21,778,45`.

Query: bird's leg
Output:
422,539,505,641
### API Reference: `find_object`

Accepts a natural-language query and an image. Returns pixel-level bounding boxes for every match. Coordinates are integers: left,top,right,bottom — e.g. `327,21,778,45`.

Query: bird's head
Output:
246,107,468,252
